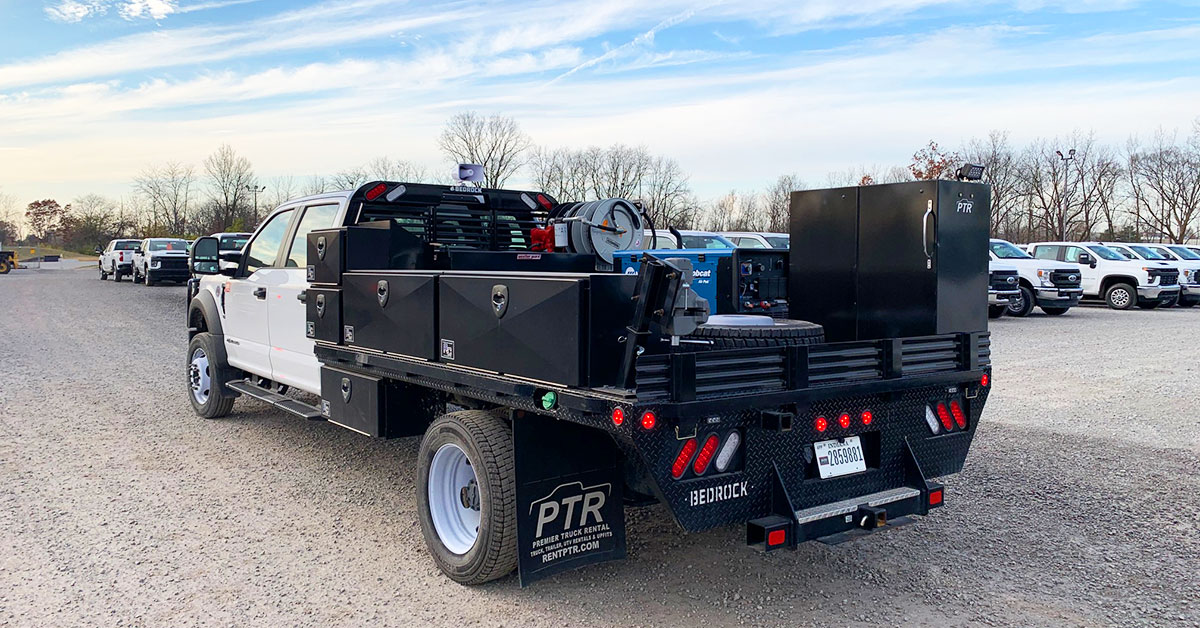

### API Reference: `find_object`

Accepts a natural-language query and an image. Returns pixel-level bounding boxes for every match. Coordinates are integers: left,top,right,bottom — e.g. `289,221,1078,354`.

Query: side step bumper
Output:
226,380,324,420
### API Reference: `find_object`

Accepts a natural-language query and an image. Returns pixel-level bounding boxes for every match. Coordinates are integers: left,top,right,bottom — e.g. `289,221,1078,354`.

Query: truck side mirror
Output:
134,247,143,254
93,246,102,255
190,236,221,276
1077,252,1096,268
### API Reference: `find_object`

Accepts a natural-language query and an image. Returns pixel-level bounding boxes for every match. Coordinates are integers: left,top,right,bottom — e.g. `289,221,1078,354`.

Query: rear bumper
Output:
147,267,190,281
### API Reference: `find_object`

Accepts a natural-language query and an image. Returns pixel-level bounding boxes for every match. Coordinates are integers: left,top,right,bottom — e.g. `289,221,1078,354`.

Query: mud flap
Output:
513,413,626,586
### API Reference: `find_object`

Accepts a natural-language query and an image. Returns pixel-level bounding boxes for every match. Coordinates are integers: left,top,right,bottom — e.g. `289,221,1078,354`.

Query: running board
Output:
226,380,324,420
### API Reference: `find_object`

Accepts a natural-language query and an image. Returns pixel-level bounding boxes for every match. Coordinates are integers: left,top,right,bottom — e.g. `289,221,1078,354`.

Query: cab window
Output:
245,209,296,273
733,237,767,248
1032,245,1061,260
285,204,340,268
1063,246,1088,263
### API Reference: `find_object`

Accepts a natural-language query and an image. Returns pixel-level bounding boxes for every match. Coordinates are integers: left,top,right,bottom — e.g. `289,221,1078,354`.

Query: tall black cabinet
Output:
789,180,990,342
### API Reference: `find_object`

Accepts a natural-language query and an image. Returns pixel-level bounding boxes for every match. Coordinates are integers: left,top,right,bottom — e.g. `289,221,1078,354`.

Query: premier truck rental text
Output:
184,169,994,586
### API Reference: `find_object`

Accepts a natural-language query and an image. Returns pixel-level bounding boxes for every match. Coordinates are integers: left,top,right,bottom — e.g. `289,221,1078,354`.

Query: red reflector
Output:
671,439,698,479
767,529,787,546
641,411,656,430
838,413,851,429
536,193,553,210
861,410,873,425
693,434,720,475
814,416,827,432
365,183,388,201
759,301,771,309
611,407,624,426
981,373,989,387
929,488,943,506
936,403,953,431
949,400,966,429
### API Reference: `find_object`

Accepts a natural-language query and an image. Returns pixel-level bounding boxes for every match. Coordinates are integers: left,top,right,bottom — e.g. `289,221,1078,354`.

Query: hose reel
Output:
549,199,645,265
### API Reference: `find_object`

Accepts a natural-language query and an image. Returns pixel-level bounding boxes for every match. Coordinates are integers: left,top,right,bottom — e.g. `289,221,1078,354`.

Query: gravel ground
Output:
1,269,1198,627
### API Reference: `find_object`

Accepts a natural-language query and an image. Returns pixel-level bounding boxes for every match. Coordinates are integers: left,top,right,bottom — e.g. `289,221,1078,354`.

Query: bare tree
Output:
302,175,330,196
438,111,531,188
329,167,369,191
365,156,429,183
134,161,195,234
763,174,804,233
264,176,297,211
1127,128,1200,243
203,144,256,231
700,191,763,232
640,156,696,230
962,131,1024,239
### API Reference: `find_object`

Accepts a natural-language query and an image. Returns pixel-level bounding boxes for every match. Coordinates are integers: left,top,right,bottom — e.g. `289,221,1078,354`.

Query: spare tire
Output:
685,318,824,349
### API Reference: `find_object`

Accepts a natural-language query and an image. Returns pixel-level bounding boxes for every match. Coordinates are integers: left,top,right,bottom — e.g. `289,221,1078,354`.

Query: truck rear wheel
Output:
1104,283,1135,310
417,409,517,585
684,317,824,349
99,264,107,280
0,259,9,274
113,263,123,282
186,332,236,418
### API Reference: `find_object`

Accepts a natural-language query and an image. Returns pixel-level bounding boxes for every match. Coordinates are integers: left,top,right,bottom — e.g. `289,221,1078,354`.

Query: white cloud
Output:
118,0,178,20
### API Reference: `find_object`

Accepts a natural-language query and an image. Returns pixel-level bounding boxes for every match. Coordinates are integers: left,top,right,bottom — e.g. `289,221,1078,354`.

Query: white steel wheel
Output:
189,347,211,405
428,443,481,555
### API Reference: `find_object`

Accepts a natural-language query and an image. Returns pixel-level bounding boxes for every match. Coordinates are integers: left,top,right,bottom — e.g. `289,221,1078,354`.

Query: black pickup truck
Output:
185,178,992,586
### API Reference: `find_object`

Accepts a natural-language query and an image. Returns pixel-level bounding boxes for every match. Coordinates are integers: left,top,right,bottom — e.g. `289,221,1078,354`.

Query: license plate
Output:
813,436,866,479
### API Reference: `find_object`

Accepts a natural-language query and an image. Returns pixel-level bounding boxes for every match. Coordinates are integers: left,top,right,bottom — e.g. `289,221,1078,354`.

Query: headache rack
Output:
634,332,990,403
351,182,552,251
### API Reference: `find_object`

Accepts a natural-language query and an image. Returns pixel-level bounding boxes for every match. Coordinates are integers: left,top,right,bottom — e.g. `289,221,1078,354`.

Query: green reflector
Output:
541,391,557,410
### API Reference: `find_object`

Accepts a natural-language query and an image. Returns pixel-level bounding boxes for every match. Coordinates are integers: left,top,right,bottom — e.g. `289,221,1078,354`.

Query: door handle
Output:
921,200,935,263
254,287,267,300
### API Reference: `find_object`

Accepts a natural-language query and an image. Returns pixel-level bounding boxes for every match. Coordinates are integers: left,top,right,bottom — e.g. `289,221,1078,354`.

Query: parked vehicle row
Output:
1027,241,1184,310
96,233,251,285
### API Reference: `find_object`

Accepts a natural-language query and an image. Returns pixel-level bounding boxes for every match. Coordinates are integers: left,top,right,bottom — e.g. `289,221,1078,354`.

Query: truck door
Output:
1062,246,1099,293
267,203,340,395
223,208,296,376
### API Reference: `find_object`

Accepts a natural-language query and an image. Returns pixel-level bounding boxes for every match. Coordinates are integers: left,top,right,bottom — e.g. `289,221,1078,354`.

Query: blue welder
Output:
615,246,789,317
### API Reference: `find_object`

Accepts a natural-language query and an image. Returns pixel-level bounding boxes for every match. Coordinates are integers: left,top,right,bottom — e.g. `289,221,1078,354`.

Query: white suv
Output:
1105,242,1200,308
1026,241,1180,310
988,239,1083,317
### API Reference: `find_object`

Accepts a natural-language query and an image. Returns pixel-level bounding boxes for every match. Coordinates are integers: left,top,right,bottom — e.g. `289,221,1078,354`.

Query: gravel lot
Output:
2,269,1198,627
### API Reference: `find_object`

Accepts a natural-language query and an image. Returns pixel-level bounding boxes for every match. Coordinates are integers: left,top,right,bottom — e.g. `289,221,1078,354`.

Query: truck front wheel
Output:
417,409,517,585
987,305,1007,319
1040,307,1070,316
186,332,236,418
1005,286,1035,317
1104,283,1136,310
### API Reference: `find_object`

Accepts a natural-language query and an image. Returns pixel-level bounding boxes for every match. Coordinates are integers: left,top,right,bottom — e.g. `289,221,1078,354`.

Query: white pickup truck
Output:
1104,242,1200,308
96,238,141,281
988,239,1083,317
131,237,191,286
987,261,1021,318
1026,241,1180,310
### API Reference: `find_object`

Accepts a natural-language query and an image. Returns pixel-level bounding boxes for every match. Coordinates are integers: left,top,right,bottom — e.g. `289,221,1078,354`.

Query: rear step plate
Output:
795,487,920,524
226,380,324,420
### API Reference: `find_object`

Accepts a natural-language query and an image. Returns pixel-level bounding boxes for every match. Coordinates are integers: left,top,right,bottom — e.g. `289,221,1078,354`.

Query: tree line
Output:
4,113,1197,253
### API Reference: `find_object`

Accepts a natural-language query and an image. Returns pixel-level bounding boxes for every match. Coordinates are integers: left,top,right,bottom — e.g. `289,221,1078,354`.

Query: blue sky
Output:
1,0,1198,206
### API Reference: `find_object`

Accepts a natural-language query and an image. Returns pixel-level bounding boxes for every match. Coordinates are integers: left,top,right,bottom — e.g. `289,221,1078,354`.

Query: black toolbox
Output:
306,287,343,344
342,272,438,360
320,366,386,437
307,221,430,285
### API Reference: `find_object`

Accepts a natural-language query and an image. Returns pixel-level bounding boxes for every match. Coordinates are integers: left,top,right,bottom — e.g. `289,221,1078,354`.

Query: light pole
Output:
245,184,266,223
1055,149,1075,238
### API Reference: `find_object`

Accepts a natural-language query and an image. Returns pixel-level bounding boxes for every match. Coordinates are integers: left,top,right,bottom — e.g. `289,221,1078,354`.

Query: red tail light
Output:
936,403,953,431
672,439,698,479
759,300,771,309
692,434,720,475
365,183,388,201
536,194,553,210
838,413,851,429
814,416,828,432
861,410,873,426
949,400,966,429
640,411,656,430
981,373,990,387
611,407,624,426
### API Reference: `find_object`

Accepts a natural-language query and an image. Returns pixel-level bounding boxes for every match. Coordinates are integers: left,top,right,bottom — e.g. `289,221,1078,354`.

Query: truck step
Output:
794,486,921,524
226,380,324,420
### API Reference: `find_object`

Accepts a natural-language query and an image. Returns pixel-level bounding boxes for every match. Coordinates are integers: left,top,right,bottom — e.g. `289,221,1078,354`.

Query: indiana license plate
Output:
813,436,866,479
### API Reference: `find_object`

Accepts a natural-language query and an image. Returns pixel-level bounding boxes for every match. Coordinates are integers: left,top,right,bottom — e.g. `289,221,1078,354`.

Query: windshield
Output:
1167,245,1200,260
1087,245,1127,261
114,241,140,250
1148,246,1177,260
219,235,250,251
149,239,188,252
681,234,733,249
765,236,789,248
990,240,1032,259
1130,245,1167,260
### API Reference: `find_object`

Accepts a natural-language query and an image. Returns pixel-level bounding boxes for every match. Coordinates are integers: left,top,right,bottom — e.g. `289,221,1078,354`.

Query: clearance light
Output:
815,416,828,432
611,407,625,426
981,373,990,387
929,488,944,506
365,183,388,201
924,406,941,434
714,431,741,472
861,410,874,426
693,435,720,475
950,400,966,429
671,439,698,479
838,413,851,429
641,411,656,430
536,194,553,210
936,403,953,431
767,529,787,547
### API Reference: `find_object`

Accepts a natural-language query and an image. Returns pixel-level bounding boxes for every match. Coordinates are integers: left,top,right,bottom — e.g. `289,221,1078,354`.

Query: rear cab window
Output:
285,204,340,268
1032,245,1062,261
